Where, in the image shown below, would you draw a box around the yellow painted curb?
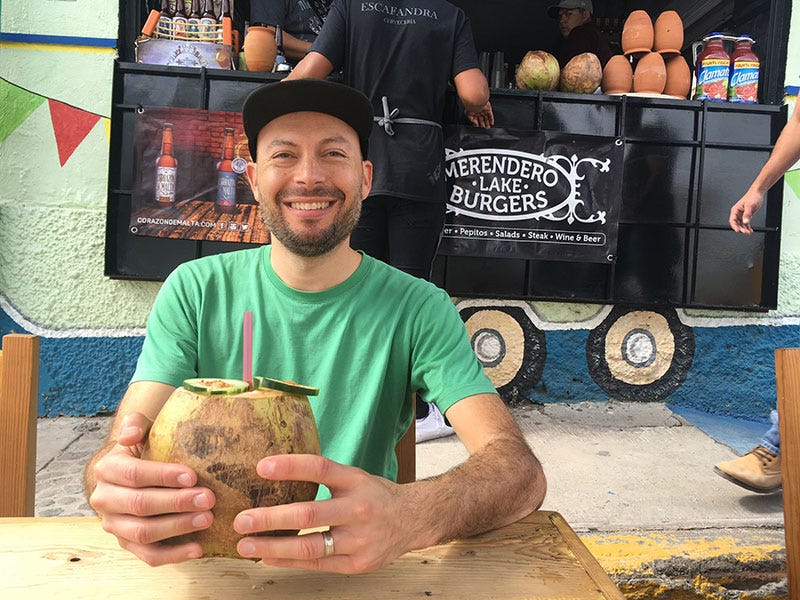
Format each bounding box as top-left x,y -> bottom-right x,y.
580,532 -> 784,575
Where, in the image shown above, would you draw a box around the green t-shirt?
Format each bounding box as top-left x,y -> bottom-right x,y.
132,246 -> 495,485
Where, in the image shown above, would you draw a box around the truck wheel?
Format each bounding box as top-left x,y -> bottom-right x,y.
586,306 -> 694,402
458,305 -> 546,405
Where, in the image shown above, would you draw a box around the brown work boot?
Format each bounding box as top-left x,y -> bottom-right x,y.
714,446 -> 782,493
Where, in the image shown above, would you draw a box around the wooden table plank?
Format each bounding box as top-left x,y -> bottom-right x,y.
0,511 -> 622,599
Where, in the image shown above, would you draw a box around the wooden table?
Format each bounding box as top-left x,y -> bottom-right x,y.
0,511 -> 623,599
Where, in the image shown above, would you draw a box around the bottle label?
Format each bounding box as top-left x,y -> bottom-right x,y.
187,18 -> 201,39
217,170 -> 237,208
157,16 -> 173,39
200,17 -> 217,42
728,60 -> 760,103
156,166 -> 177,203
694,58 -> 730,101
173,16 -> 188,39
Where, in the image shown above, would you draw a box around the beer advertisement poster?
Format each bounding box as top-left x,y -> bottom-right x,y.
129,106 -> 269,244
442,127 -> 623,263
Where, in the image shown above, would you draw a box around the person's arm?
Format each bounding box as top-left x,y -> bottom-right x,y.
284,50 -> 335,80
453,67 -> 494,128
730,105 -> 800,234
84,381 -> 216,566
230,392 -> 545,574
263,25 -> 313,61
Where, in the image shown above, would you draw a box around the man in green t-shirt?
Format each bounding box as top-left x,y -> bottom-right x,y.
84,79 -> 546,573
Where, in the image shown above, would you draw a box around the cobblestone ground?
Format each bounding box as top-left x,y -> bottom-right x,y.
35,416 -> 113,517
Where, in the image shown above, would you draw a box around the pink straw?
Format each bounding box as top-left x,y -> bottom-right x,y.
243,311 -> 253,387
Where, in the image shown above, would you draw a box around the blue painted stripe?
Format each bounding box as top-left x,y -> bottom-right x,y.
0,32 -> 117,48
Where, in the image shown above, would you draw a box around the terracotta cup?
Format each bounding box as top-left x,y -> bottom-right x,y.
602,55 -> 633,94
654,11 -> 684,55
243,25 -> 277,72
663,55 -> 691,98
622,10 -> 654,57
633,51 -> 667,95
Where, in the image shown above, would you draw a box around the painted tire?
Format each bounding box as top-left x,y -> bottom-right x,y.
458,305 -> 546,404
586,306 -> 694,402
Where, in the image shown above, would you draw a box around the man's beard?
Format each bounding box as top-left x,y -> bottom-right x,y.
259,185 -> 362,257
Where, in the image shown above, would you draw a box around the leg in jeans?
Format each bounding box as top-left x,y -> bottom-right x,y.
761,409 -> 780,456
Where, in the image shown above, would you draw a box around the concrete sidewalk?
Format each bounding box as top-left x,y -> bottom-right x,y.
34,401 -> 788,598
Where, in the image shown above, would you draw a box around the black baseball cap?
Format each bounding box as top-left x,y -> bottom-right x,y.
242,79 -> 373,160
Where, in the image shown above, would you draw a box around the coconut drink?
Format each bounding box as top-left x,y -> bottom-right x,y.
141,376 -> 321,558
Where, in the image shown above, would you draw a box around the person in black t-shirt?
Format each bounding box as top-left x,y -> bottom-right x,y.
250,0 -> 332,64
547,0 -> 612,68
286,0 -> 493,443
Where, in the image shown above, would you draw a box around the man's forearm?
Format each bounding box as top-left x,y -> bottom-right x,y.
751,108 -> 800,194
410,435 -> 545,549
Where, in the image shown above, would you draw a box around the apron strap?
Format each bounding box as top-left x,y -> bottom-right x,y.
373,96 -> 442,136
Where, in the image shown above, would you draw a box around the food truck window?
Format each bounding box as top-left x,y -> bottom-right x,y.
106,0 -> 791,311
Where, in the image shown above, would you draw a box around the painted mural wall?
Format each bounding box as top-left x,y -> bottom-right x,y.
1,1 -> 799,421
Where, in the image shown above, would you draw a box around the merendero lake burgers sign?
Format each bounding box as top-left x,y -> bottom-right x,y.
442,128 -> 623,263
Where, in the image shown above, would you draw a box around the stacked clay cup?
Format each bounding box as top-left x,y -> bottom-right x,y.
606,9 -> 689,98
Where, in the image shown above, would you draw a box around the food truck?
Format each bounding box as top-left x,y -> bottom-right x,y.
0,0 -> 798,422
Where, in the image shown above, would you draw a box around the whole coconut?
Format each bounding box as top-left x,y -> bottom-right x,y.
515,50 -> 560,91
141,386 -> 321,558
559,52 -> 603,94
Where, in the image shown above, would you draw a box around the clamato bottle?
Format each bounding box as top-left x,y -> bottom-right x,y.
155,123 -> 178,205
693,33 -> 730,101
216,127 -> 237,213
728,35 -> 759,103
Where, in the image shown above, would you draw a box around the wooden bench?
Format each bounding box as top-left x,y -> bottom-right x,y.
775,348 -> 800,598
0,334 -> 39,517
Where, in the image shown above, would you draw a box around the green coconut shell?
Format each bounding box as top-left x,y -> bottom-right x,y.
141,386 -> 321,558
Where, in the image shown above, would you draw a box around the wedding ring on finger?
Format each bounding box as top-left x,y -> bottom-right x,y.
321,530 -> 335,557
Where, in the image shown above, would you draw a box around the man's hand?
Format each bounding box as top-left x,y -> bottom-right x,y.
729,189 -> 765,235
88,412 -> 216,566
233,454 -> 423,574
465,101 -> 494,128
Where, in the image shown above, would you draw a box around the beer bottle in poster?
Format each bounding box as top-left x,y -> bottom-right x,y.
156,123 -> 178,205
200,0 -> 217,41
220,0 -> 232,20
173,0 -> 189,40
216,127 -> 237,213
188,2 -> 203,39
157,0 -> 174,39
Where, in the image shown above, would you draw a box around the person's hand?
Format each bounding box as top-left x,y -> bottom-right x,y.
465,101 -> 494,128
233,454 -> 423,574
729,189 -> 765,235
88,412 -> 216,566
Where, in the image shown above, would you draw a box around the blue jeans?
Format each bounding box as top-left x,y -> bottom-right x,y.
761,409 -> 780,456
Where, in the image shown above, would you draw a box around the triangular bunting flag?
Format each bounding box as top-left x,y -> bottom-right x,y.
48,99 -> 101,167
0,79 -> 47,144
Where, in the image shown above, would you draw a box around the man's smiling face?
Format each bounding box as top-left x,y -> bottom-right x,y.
246,111 -> 373,257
